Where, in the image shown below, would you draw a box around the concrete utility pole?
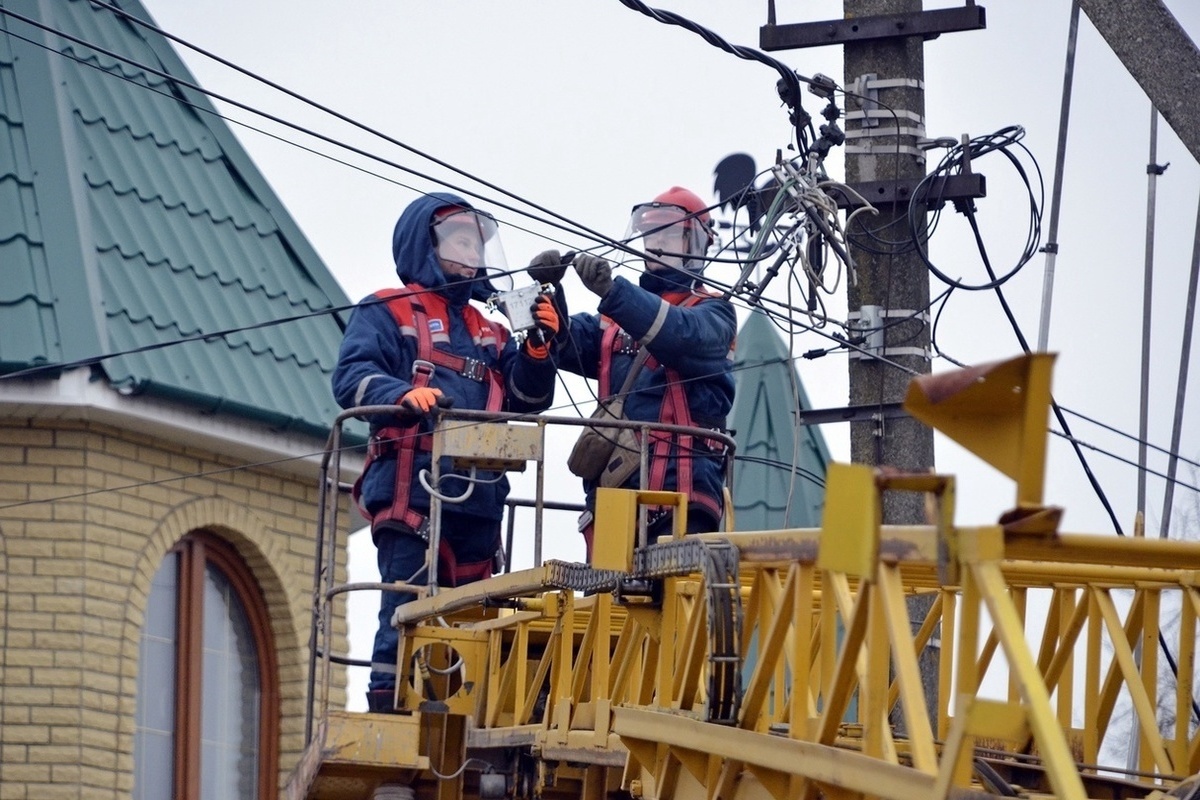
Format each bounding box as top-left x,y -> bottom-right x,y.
840,0 -> 934,514
841,0 -> 938,722
762,0 -> 990,725
764,0 -> 989,500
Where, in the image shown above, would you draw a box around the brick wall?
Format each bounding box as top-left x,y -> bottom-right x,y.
0,418 -> 352,798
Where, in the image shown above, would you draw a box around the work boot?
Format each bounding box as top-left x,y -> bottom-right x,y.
366,688 -> 399,713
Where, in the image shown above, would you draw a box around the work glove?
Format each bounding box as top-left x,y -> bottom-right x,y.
532,294 -> 561,341
574,253 -> 613,298
527,249 -> 569,286
524,294 -> 561,359
397,386 -> 447,415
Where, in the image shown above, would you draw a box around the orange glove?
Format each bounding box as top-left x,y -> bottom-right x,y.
525,295 -> 560,359
397,386 -> 443,414
533,295 -> 560,339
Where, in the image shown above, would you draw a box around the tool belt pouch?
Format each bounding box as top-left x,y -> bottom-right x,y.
568,398 -> 630,482
597,426 -> 640,488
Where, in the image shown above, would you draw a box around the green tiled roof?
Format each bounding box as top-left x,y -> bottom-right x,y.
730,311 -> 831,530
0,0 -> 355,441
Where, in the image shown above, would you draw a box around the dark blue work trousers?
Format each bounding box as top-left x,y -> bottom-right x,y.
369,513 -> 501,691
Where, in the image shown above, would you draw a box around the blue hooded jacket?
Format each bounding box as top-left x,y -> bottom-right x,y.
332,192 -> 557,524
557,265 -> 736,525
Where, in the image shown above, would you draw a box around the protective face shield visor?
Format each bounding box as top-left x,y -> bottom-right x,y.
431,208 -> 512,290
624,202 -> 712,273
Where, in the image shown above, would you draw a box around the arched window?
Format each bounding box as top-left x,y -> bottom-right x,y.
134,532 -> 279,799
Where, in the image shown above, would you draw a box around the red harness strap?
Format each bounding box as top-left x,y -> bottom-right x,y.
600,292 -> 724,520
598,322 -> 618,398
377,286 -> 506,411
437,539 -> 495,586
357,286 -> 506,585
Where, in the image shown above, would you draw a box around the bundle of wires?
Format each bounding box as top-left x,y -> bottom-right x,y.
908,125 -> 1044,292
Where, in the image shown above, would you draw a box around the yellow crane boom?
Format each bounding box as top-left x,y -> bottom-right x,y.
290,355 -> 1200,800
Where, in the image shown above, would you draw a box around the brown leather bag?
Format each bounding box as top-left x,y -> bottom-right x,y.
566,348 -> 648,483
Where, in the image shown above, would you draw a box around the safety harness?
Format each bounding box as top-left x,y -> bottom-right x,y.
355,284 -> 507,585
582,290 -> 731,553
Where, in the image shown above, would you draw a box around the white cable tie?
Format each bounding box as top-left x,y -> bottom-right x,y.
844,123 -> 928,141
882,309 -> 930,323
851,76 -> 924,93
844,144 -> 928,159
845,109 -> 925,125
849,345 -> 931,360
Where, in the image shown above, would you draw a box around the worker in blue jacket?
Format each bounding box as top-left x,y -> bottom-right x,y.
529,186 -> 736,558
333,192 -> 560,712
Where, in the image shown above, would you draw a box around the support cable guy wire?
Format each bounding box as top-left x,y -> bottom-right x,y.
959,196 -> 1200,729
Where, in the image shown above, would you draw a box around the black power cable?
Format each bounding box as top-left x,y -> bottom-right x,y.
81,0 -> 619,253
11,4 -> 1198,544
911,126 -> 1044,292
949,179 -> 1200,729
614,0 -> 817,155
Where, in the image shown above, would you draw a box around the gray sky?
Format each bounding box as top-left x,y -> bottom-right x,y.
139,0 -> 1200,709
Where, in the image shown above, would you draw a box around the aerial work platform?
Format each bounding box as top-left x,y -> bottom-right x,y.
289,355 -> 1200,800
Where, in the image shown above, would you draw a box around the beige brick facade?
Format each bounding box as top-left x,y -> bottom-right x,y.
0,417 -> 352,797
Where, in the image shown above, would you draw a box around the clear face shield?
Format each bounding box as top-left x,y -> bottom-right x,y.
624,202 -> 712,273
431,208 -> 512,291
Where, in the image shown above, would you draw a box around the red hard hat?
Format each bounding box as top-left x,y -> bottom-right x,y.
652,186 -> 711,228
636,187 -> 714,251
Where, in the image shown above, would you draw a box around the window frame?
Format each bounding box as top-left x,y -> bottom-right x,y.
151,532 -> 280,799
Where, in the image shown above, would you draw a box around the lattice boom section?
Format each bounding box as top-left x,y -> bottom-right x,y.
388,525 -> 1200,800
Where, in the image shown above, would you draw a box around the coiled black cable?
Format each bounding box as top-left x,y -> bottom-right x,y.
909,126 -> 1044,291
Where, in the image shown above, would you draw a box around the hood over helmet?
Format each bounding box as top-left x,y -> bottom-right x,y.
391,192 -> 505,305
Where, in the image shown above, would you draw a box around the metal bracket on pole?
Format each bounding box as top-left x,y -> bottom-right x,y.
830,173 -> 987,211
847,307 -> 932,361
760,5 -> 987,51
846,74 -> 925,129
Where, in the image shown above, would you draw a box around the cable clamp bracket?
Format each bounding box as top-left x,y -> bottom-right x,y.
846,74 -> 925,128
846,308 -> 931,323
844,108 -> 925,126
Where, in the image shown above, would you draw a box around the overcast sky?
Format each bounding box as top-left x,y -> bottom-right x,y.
137,0 -> 1200,709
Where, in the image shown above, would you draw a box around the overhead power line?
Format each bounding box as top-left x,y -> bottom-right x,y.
2,2 -> 1194,535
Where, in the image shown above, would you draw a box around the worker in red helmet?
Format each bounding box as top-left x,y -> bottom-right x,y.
625,185 -> 716,278
528,186 -> 736,558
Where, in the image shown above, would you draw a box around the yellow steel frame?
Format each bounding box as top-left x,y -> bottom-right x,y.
614,513 -> 1199,799
301,355 -> 1200,799
378,488 -> 1199,799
